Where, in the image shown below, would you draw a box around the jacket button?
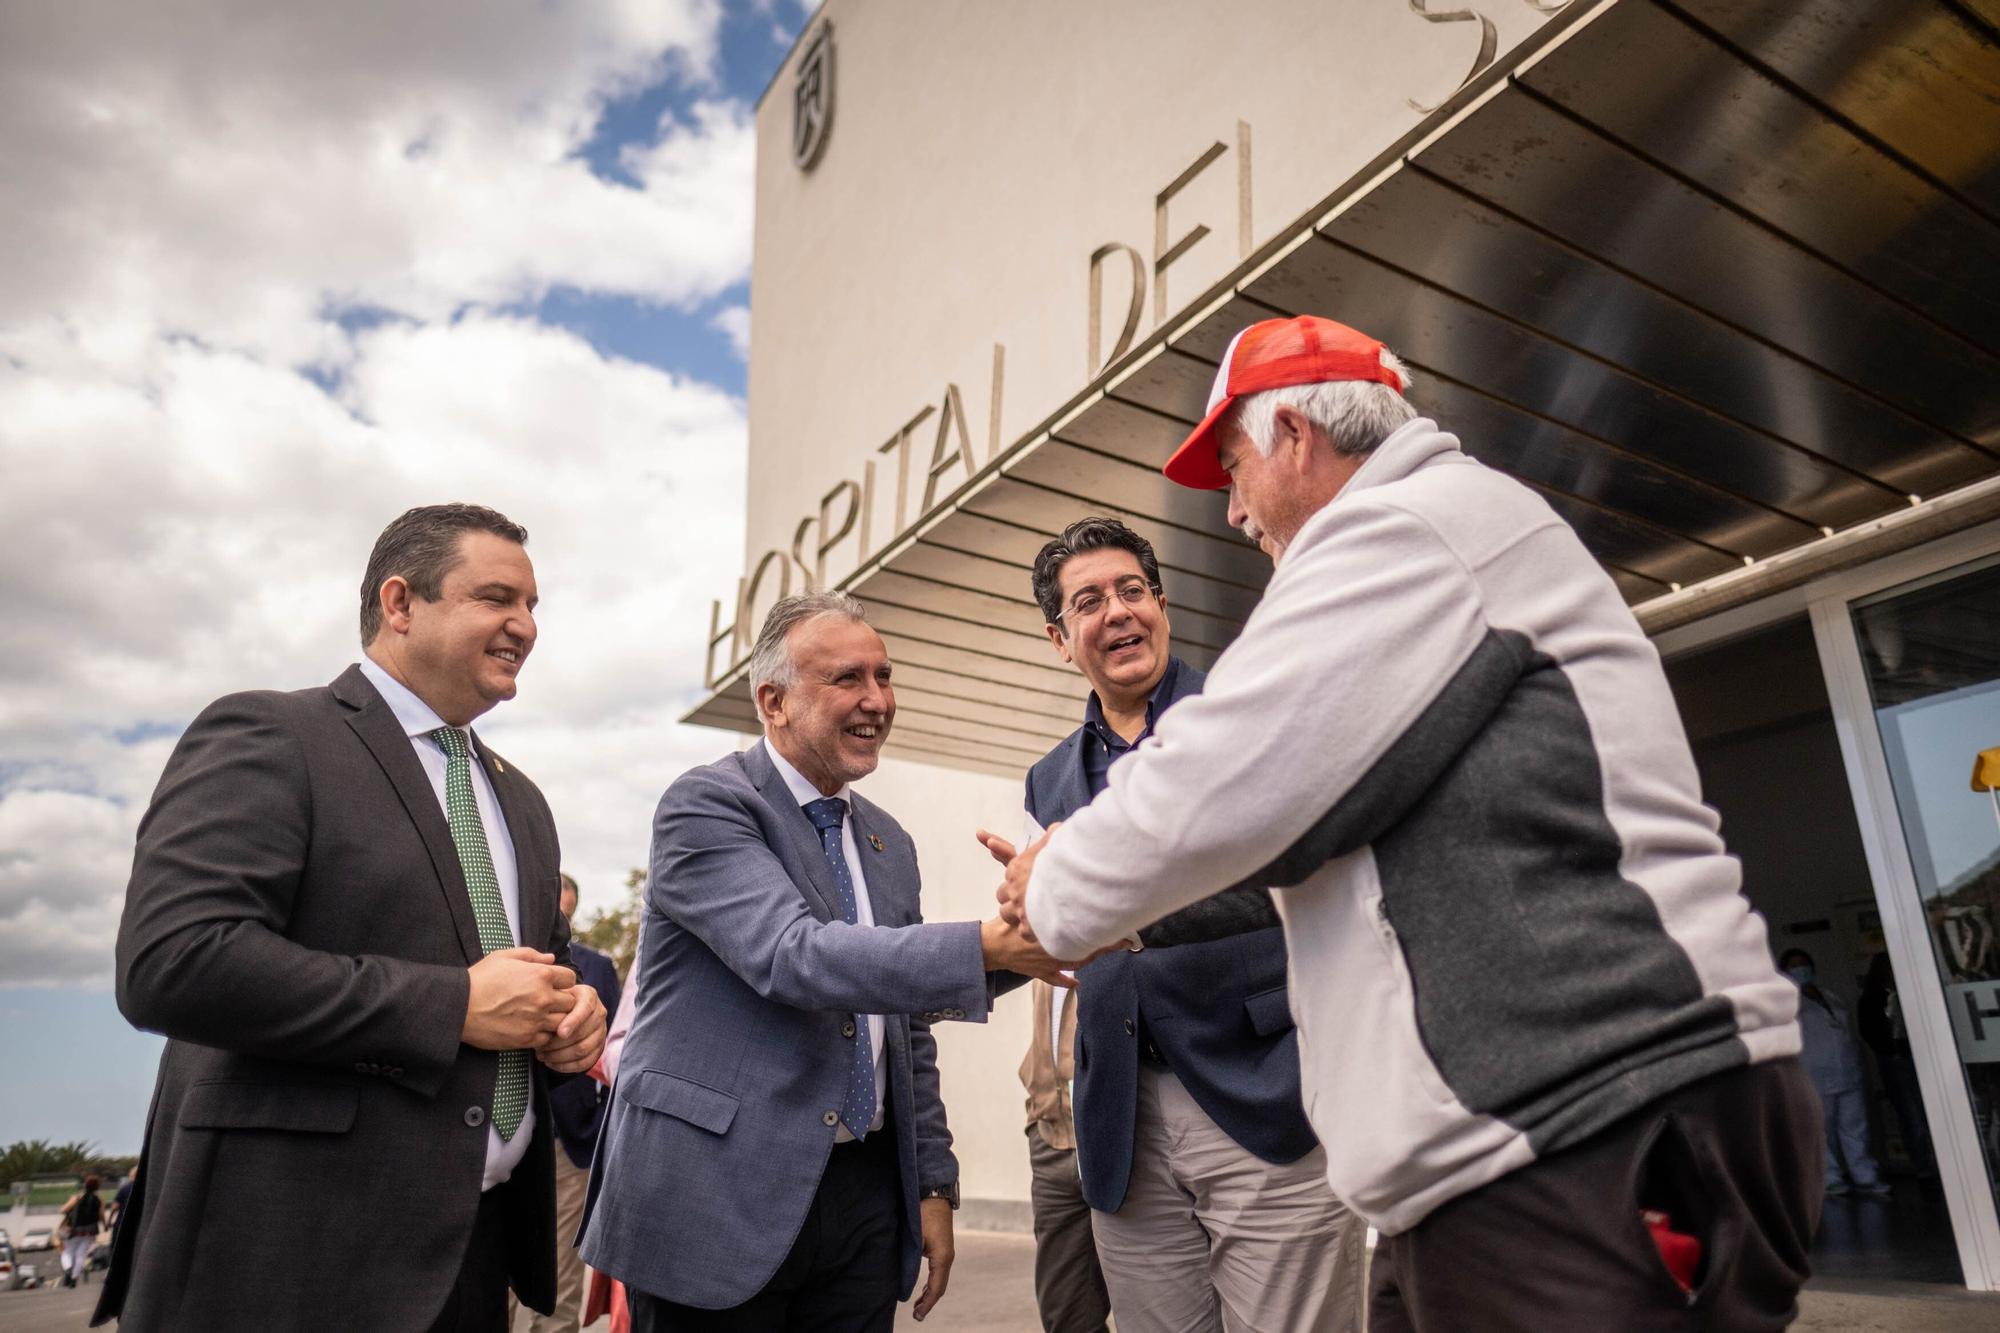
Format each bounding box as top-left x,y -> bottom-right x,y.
465,1106 -> 487,1128
354,1062 -> 369,1074
388,1067 -> 403,1079
1124,1019 -> 1135,1036
842,1021 -> 856,1038
822,1111 -> 839,1127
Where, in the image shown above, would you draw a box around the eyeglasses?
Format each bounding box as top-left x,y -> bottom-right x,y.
1058,580 -> 1160,625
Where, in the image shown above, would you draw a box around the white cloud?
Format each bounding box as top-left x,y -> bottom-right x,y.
0,2 -> 759,986
0,1 -> 750,369
712,304 -> 752,359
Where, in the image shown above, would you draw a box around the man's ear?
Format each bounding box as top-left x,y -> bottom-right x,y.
378,576 -> 415,635
755,681 -> 786,728
1274,405 -> 1315,475
1044,620 -> 1074,665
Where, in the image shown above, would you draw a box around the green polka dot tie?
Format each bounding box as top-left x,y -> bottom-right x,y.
431,726 -> 527,1142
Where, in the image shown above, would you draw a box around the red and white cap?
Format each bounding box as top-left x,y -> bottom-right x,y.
1163,315 -> 1403,490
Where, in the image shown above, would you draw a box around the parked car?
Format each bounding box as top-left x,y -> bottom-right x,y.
19,1229 -> 51,1252
0,1233 -> 19,1290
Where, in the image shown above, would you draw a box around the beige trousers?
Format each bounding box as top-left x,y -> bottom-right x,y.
510,1146 -> 590,1333
1091,1067 -> 1365,1333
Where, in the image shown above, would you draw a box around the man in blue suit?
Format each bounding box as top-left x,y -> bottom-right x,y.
997,518 -> 1365,1332
579,591 -> 1070,1331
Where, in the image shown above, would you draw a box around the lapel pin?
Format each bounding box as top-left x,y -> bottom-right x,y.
868,834 -> 884,853
494,758 -> 505,774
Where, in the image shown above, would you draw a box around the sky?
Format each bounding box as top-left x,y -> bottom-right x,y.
0,0 -> 813,1154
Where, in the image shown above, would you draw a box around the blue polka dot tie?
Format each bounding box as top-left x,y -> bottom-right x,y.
804,797 -> 876,1139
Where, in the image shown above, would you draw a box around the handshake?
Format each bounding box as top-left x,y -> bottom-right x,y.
975,823 -> 1126,987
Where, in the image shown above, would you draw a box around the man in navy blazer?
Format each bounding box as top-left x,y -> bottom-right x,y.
998,518 -> 1365,1332
526,873 -> 621,1333
579,592 -> 1070,1332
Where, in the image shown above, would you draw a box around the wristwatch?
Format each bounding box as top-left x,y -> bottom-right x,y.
919,1181 -> 961,1209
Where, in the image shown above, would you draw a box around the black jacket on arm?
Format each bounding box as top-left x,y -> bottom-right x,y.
96,665 -> 571,1332
548,943 -> 620,1168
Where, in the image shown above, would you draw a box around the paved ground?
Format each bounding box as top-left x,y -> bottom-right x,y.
887,1231 -> 2000,1333
6,1230 -> 1995,1330
0,1261 -> 99,1333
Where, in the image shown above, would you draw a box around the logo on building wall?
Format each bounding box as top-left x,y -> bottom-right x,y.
792,21 -> 835,171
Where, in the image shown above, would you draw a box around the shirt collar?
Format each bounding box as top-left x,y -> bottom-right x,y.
762,737 -> 849,808
358,655 -> 476,756
1083,655 -> 1181,743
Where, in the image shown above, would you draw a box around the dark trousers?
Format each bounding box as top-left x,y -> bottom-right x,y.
426,1188 -> 510,1333
1369,1058 -> 1823,1333
1027,1124 -> 1110,1333
631,1130 -> 903,1333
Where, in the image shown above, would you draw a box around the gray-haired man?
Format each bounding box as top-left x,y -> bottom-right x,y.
1001,316 -> 1822,1331
581,592 -> 1077,1332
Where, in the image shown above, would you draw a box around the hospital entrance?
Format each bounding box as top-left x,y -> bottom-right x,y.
1662,554 -> 2000,1286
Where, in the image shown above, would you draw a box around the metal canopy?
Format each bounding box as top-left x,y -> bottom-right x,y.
690,0 -> 2000,777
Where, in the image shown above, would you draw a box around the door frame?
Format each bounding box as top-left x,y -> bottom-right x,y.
1652,517 -> 2000,1290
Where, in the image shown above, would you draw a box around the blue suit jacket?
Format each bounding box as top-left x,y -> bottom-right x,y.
1025,662 -> 1318,1213
578,742 -> 1013,1309
549,943 -> 620,1169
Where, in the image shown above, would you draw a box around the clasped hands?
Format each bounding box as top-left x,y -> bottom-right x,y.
976,823 -> 1127,985
461,948 -> 608,1074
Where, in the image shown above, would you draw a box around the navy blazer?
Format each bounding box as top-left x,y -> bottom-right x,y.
549,942 -> 621,1168
1025,660 -> 1318,1213
579,742 -> 1019,1310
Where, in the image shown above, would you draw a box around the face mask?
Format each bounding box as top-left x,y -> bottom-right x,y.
1785,964 -> 1814,987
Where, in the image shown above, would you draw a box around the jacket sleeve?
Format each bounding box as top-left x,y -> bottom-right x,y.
649,774 -> 992,1020
1027,499 -> 1520,960
900,860 -> 959,1194
115,693 -> 468,1095
1030,732 -> 1279,951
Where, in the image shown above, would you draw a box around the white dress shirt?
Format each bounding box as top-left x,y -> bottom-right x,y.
764,738 -> 887,1137
359,655 -> 533,1189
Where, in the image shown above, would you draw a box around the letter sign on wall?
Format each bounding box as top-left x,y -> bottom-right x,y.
793,22 -> 835,171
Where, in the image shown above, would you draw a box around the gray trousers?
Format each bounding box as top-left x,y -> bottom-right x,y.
1029,1124 -> 1111,1333
1092,1067 -> 1365,1333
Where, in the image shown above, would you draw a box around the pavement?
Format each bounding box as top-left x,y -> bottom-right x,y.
4,1229 -> 1995,1330
885,1230 -> 2000,1333
0,1258 -> 101,1333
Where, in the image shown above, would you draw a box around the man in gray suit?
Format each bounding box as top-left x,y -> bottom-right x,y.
99,503 -> 607,1332
580,591 -> 1078,1332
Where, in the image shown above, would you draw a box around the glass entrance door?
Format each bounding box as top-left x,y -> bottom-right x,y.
1849,559 -> 2000,1222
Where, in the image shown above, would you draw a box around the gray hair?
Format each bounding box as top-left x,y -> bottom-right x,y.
748,590 -> 870,701
1231,347 -> 1417,459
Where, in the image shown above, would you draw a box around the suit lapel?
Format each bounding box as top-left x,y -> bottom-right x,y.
334,666 -> 484,965
742,743 -> 842,922
475,735 -> 553,953
846,800 -> 909,927
1059,732 -> 1093,824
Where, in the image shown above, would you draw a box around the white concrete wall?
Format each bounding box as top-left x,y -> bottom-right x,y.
737,0 -> 1568,596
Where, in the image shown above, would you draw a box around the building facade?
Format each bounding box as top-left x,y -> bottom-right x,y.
689,0 -> 2000,1289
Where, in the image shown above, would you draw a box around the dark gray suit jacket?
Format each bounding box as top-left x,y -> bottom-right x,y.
96,665 -> 572,1331
578,742 -> 1018,1309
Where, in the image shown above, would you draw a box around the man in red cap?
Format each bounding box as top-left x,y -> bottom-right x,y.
997,316 -> 1824,1330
